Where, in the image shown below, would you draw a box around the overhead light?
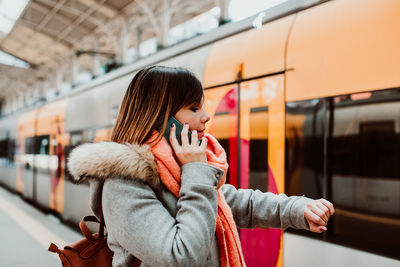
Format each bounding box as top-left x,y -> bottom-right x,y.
0,0 -> 29,37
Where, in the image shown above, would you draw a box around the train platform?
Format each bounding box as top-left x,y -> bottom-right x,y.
0,186 -> 83,267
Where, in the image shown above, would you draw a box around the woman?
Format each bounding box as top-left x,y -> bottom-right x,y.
68,66 -> 334,267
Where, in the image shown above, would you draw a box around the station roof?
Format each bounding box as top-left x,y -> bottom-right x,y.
0,0 -> 216,100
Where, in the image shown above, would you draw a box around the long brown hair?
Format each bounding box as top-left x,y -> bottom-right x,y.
111,66 -> 204,145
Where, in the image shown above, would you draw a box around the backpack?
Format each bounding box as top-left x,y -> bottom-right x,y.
48,184 -> 141,267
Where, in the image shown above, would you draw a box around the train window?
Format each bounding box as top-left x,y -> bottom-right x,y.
328,89 -> 400,259
286,89 -> 400,259
24,135 -> 50,155
285,99 -> 325,199
0,139 -> 8,161
285,99 -> 326,239
0,140 -> 6,156
249,106 -> 268,192
35,135 -> 50,155
8,139 -> 15,163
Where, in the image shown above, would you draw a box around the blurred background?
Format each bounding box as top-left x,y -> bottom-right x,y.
0,0 -> 286,103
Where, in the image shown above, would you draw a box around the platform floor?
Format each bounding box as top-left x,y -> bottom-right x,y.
0,186 -> 83,267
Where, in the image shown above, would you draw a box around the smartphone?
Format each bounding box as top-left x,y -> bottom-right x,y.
164,116 -> 200,145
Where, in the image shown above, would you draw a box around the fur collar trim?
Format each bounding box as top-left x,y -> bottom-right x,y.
67,142 -> 159,186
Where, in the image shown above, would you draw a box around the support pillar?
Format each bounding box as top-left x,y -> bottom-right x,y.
54,69 -> 63,96
12,96 -> 18,112
136,0 -> 171,49
158,0 -> 171,48
22,92 -> 28,107
31,86 -> 39,104
217,0 -> 231,25
18,94 -> 24,109
3,98 -> 9,115
93,54 -> 100,77
71,55 -> 79,86
27,87 -> 35,106
92,43 -> 101,78
119,21 -> 130,65
136,27 -> 142,60
34,84 -> 46,103
41,81 -> 49,101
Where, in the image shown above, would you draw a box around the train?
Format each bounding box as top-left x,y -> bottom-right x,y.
0,0 -> 399,266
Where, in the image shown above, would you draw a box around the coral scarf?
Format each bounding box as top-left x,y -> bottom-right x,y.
148,131 -> 245,267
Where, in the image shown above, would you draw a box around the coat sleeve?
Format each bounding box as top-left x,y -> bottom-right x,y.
102,162 -> 223,267
221,184 -> 313,230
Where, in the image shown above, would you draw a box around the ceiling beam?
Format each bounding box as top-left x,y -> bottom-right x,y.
35,0 -> 104,26
75,0 -> 118,18
1,24 -> 72,66
56,0 -> 106,42
30,1 -> 92,33
17,20 -> 75,46
0,0 -> 219,107
136,0 -> 161,38
36,0 -> 68,32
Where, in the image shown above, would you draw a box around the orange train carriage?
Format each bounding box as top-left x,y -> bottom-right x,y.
0,0 -> 399,266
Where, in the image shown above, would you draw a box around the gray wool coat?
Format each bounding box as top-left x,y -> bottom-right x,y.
68,141 -> 313,267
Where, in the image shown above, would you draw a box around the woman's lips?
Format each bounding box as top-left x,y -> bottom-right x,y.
197,130 -> 205,138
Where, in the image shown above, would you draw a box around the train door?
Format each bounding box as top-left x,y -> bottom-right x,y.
204,84 -> 239,187
239,75 -> 285,267
16,109 -> 39,199
36,99 -> 68,214
15,99 -> 68,212
204,74 -> 285,267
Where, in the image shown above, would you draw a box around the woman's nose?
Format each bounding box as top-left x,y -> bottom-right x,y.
202,110 -> 210,123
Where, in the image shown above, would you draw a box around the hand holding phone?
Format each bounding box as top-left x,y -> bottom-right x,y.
167,118 -> 208,165
164,116 -> 200,146
164,116 -> 189,145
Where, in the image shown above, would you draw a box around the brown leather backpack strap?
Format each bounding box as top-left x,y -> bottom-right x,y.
132,257 -> 142,267
99,204 -> 105,239
98,181 -> 105,239
80,217 -> 95,242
